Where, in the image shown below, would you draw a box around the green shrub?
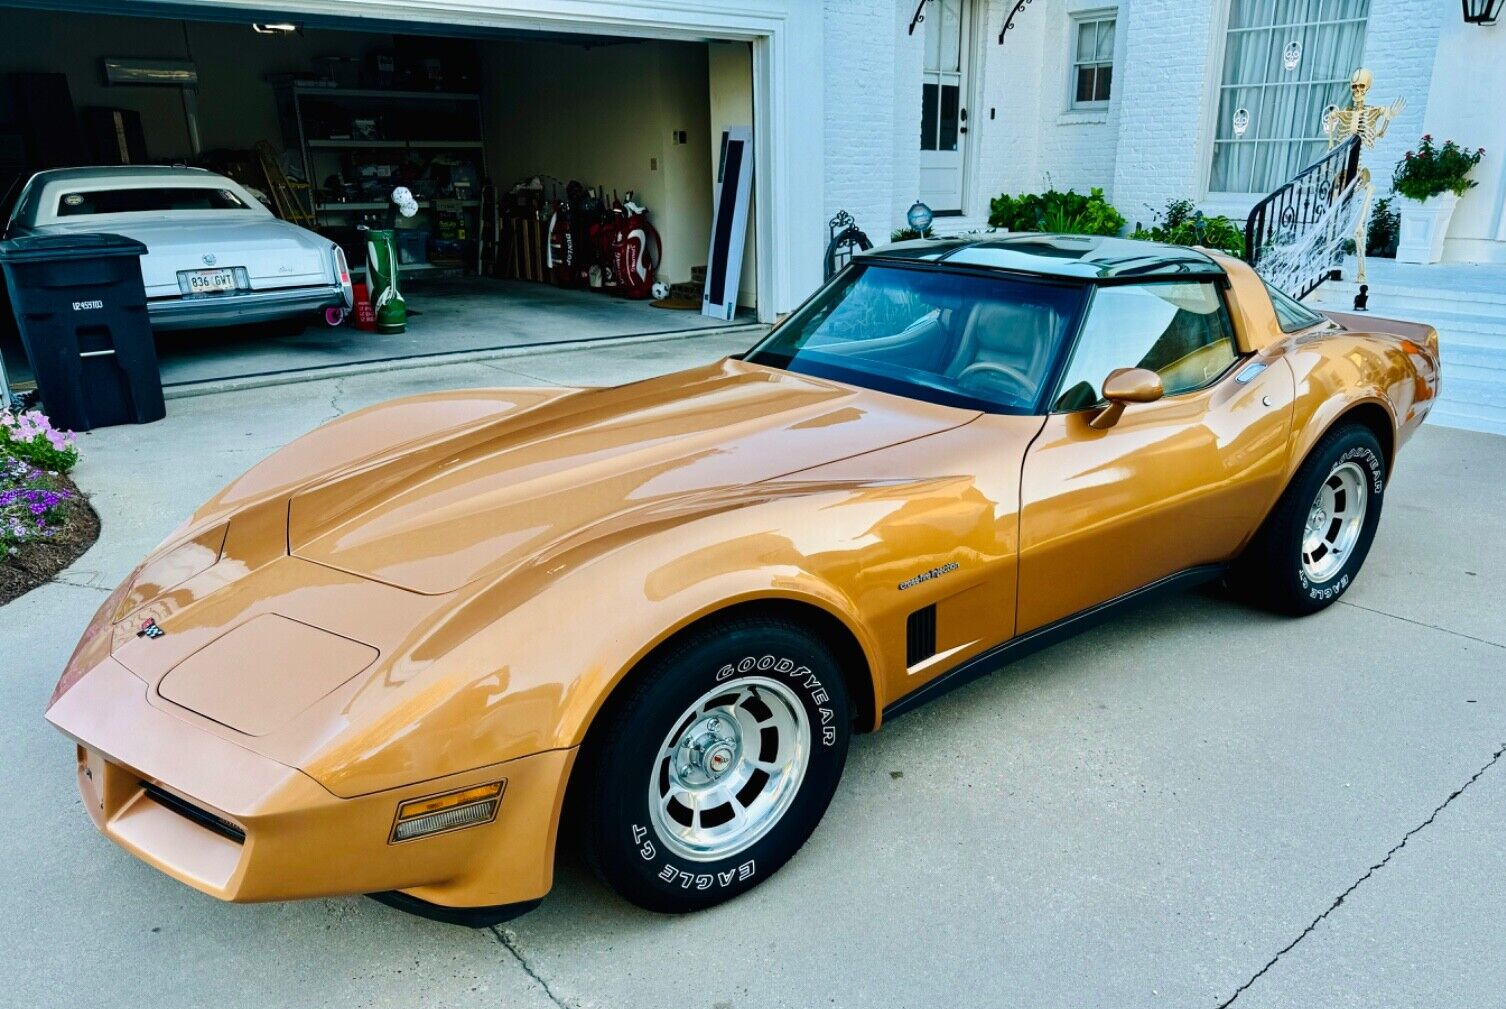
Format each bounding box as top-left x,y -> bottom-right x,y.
986,186 -> 1125,236
1392,135 -> 1484,201
1367,197 -> 1399,258
889,226 -> 932,242
1130,198 -> 1246,258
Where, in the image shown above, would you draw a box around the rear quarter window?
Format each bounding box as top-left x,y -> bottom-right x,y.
1264,279 -> 1327,333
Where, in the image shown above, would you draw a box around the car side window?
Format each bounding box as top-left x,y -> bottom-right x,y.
1052,281 -> 1237,412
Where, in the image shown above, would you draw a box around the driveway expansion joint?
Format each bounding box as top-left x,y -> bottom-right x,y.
489,925 -> 572,1009
1214,738 -> 1506,1008
1337,599 -> 1505,650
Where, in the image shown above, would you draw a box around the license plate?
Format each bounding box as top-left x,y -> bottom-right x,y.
181,268 -> 239,295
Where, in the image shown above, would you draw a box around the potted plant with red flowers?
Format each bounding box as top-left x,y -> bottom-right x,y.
1392,135 -> 1485,263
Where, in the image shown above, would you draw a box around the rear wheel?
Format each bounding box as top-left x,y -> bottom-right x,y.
578,617 -> 851,913
1231,423 -> 1386,615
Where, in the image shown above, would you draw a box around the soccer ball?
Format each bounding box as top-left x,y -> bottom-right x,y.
652,281 -> 669,300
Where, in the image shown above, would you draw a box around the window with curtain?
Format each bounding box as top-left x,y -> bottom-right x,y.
1070,13 -> 1116,109
1208,0 -> 1369,194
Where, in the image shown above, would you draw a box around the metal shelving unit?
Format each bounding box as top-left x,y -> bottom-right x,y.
312,198 -> 481,212
277,83 -> 487,271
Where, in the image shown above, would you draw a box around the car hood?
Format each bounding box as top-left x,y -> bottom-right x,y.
37,214 -> 329,294
288,358 -> 977,594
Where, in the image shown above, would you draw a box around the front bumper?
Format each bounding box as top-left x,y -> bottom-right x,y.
148,284 -> 347,331
47,657 -> 575,911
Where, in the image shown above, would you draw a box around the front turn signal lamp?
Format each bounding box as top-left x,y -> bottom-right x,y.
389,781 -> 505,843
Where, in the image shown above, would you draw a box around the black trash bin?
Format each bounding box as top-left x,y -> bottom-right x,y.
0,232 -> 164,431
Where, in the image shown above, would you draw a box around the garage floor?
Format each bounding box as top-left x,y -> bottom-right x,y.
151,276 -> 755,388
5,333 -> 1504,1008
0,277 -> 755,395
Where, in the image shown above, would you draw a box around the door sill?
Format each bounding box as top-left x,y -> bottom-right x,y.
882,565 -> 1227,721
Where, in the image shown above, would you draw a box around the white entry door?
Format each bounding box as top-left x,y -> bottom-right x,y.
918,0 -> 971,213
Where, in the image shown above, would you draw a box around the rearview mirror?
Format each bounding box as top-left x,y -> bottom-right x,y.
1089,367 -> 1164,430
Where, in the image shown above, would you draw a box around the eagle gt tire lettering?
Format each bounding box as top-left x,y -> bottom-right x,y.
579,617 -> 852,913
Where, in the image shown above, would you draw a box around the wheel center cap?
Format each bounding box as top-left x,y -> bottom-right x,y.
705,744 -> 735,776
677,716 -> 739,783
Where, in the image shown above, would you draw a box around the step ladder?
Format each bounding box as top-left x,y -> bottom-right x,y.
255,140 -> 315,228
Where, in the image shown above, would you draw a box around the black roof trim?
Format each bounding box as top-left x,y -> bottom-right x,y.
858,233 -> 1226,281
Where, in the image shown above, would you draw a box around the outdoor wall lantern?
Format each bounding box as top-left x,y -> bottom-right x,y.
1461,0 -> 1503,25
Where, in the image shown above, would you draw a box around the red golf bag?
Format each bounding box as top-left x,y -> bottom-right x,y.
607,199 -> 661,300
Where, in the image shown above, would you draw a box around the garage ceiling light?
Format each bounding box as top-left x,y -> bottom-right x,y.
251,22 -> 301,35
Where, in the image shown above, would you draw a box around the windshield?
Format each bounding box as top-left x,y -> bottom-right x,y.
746,263 -> 1086,413
56,186 -> 253,217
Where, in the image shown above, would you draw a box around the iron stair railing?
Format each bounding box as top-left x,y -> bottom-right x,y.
1243,136 -> 1362,300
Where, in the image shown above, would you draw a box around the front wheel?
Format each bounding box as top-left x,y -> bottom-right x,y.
578,617 -> 851,913
1231,423 -> 1386,615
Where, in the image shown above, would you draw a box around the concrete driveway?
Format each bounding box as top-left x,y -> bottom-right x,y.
3,333 -> 1502,1009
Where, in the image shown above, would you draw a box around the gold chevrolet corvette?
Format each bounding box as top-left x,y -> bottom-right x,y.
48,235 -> 1439,925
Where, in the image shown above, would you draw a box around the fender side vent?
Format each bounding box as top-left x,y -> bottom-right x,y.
906,604 -> 937,667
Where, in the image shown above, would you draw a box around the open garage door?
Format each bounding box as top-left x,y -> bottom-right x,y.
0,0 -> 767,391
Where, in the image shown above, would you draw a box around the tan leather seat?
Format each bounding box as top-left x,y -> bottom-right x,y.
946,298 -> 1057,390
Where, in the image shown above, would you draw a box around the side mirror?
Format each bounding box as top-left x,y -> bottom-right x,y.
1089,367 -> 1164,430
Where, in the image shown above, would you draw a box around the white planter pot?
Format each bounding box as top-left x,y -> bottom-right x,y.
1395,193 -> 1460,264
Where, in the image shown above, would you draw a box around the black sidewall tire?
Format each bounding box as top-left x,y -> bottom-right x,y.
1246,425 -> 1386,615
583,620 -> 852,913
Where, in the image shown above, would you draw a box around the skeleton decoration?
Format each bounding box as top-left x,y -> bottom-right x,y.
1232,107 -> 1250,138
1321,68 -> 1404,286
1253,69 -> 1403,299
1283,40 -> 1302,71
1323,68 -> 1404,151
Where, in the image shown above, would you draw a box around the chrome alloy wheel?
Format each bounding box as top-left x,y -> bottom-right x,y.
648,676 -> 810,862
1302,460 -> 1368,583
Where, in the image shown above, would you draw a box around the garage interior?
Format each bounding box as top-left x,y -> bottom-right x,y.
0,5 -> 759,390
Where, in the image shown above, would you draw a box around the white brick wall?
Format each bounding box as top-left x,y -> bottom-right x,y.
970,2 -> 1048,210
823,0 -> 910,242
1110,0 -> 1221,226
1027,1 -> 1125,197
819,0 -> 1449,243
1360,0 -> 1447,202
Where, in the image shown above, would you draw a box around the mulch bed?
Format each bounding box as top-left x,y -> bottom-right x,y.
0,474 -> 100,607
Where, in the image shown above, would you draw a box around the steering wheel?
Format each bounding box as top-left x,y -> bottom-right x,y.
956,361 -> 1036,403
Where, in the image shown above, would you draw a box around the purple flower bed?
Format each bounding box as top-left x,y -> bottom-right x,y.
0,455 -> 73,554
